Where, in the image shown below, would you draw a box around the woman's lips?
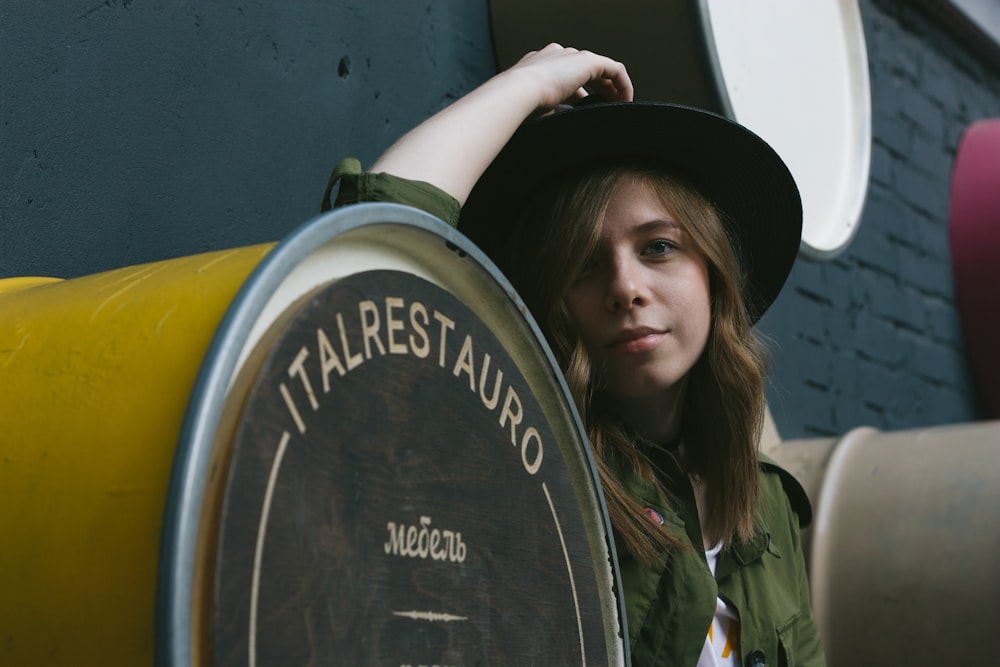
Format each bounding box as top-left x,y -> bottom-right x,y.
607,327 -> 666,353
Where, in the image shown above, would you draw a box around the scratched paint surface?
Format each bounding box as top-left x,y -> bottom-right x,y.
0,243 -> 272,666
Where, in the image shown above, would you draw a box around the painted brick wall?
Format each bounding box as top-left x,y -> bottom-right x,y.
761,0 -> 1000,437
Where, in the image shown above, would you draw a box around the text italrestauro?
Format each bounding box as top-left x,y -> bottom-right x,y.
276,294 -> 544,475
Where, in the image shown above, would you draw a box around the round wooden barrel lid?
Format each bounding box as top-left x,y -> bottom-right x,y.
157,204 -> 627,666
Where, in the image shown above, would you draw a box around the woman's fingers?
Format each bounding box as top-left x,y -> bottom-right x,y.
577,48 -> 633,101
587,60 -> 633,102
508,44 -> 633,108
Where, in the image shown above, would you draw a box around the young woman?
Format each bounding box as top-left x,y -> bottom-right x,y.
323,44 -> 825,667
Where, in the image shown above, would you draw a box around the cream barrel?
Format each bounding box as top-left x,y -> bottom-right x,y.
769,422 -> 1000,666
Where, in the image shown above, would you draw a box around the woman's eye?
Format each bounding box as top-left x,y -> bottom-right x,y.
572,256 -> 598,282
643,240 -> 676,256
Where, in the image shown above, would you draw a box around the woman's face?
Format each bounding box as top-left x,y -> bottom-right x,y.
563,177 -> 712,405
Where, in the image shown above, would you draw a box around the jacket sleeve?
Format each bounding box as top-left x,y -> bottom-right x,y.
320,157 -> 461,228
753,458 -> 826,666
759,453 -> 812,528
770,466 -> 826,667
783,494 -> 826,667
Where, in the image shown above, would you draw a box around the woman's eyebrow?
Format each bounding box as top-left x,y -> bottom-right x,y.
634,218 -> 681,234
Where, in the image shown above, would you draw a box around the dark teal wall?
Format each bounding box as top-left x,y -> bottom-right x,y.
0,1 -> 495,278
3,1 -> 998,437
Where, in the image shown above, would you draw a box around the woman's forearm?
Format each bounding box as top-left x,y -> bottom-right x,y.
370,44 -> 632,205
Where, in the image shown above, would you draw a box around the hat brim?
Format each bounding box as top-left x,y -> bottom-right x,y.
460,102 -> 802,322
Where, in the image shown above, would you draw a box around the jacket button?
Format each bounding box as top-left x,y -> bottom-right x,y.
748,649 -> 767,666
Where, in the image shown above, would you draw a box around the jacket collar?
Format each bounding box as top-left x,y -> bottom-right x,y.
715,511 -> 777,581
613,441 -> 780,580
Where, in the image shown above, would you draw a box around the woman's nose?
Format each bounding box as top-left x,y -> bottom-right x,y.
605,257 -> 644,311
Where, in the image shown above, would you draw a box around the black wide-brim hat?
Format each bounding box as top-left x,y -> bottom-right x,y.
459,101 -> 802,322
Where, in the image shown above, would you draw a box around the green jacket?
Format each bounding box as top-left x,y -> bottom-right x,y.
615,447 -> 825,667
326,161 -> 825,666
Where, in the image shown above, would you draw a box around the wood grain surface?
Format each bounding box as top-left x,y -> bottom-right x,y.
212,270 -> 613,666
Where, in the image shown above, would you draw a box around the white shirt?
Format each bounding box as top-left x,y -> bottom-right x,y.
696,542 -> 742,666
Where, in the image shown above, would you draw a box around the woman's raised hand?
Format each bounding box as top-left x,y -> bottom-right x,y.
503,43 -> 633,111
370,44 -> 631,205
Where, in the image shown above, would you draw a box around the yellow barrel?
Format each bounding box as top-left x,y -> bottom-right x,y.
1,203 -> 629,667
0,244 -> 273,666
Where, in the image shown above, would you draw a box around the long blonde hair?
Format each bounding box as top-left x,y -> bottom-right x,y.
490,161 -> 768,566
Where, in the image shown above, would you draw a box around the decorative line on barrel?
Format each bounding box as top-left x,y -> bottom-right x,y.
542,481 -> 586,666
248,430 -> 292,667
391,611 -> 469,622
